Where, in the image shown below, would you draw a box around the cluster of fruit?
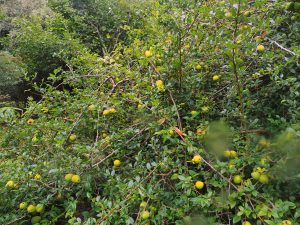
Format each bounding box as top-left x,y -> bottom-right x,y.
19,202 -> 44,224
102,108 -> 117,116
64,173 -> 81,183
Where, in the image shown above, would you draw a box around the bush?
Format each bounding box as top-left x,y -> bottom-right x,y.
0,0 -> 299,224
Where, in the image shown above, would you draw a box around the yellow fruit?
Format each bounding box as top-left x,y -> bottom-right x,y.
36,204 -> 44,213
259,174 -> 269,184
34,174 -> 41,180
228,163 -> 235,169
242,221 -> 251,225
27,204 -> 36,213
19,202 -> 27,209
141,210 -> 150,219
233,175 -> 242,184
145,50 -> 153,57
224,150 -> 231,158
69,134 -> 77,142
140,201 -> 147,208
5,180 -> 15,189
109,108 -> 117,113
155,80 -> 165,92
251,171 -> 260,180
196,65 -> 202,70
31,216 -> 41,224
27,118 -> 34,125
212,75 -> 220,81
114,159 -> 121,167
257,44 -> 265,52
103,109 -> 110,116
230,150 -> 237,158
65,173 -> 73,182
281,220 -> 292,225
202,106 -> 209,112
32,136 -> 38,143
192,155 -> 202,164
138,104 -> 143,109
71,174 -> 80,183
191,111 -> 198,116
88,104 -> 96,111
195,181 -> 205,189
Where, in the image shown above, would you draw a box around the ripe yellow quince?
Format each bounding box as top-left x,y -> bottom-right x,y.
114,159 -> 121,167
141,210 -> 150,219
257,44 -> 265,52
6,180 -> 15,189
19,202 -> 27,209
195,181 -> 205,189
259,174 -> 269,184
242,221 -> 251,225
71,174 -> 80,183
27,204 -> 36,213
65,173 -> 73,182
192,155 -> 202,164
140,201 -> 147,208
145,50 -> 153,57
69,134 -> 77,142
34,174 -> 41,180
233,175 -> 242,184
281,220 -> 292,225
213,75 -> 220,81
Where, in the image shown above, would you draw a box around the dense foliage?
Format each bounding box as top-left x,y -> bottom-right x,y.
0,0 -> 299,225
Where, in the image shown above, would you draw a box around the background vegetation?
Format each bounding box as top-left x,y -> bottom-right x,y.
0,0 -> 299,224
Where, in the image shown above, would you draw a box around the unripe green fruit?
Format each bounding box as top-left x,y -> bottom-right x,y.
31,216 -> 41,224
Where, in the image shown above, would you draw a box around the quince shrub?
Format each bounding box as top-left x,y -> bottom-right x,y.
0,0 -> 299,224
